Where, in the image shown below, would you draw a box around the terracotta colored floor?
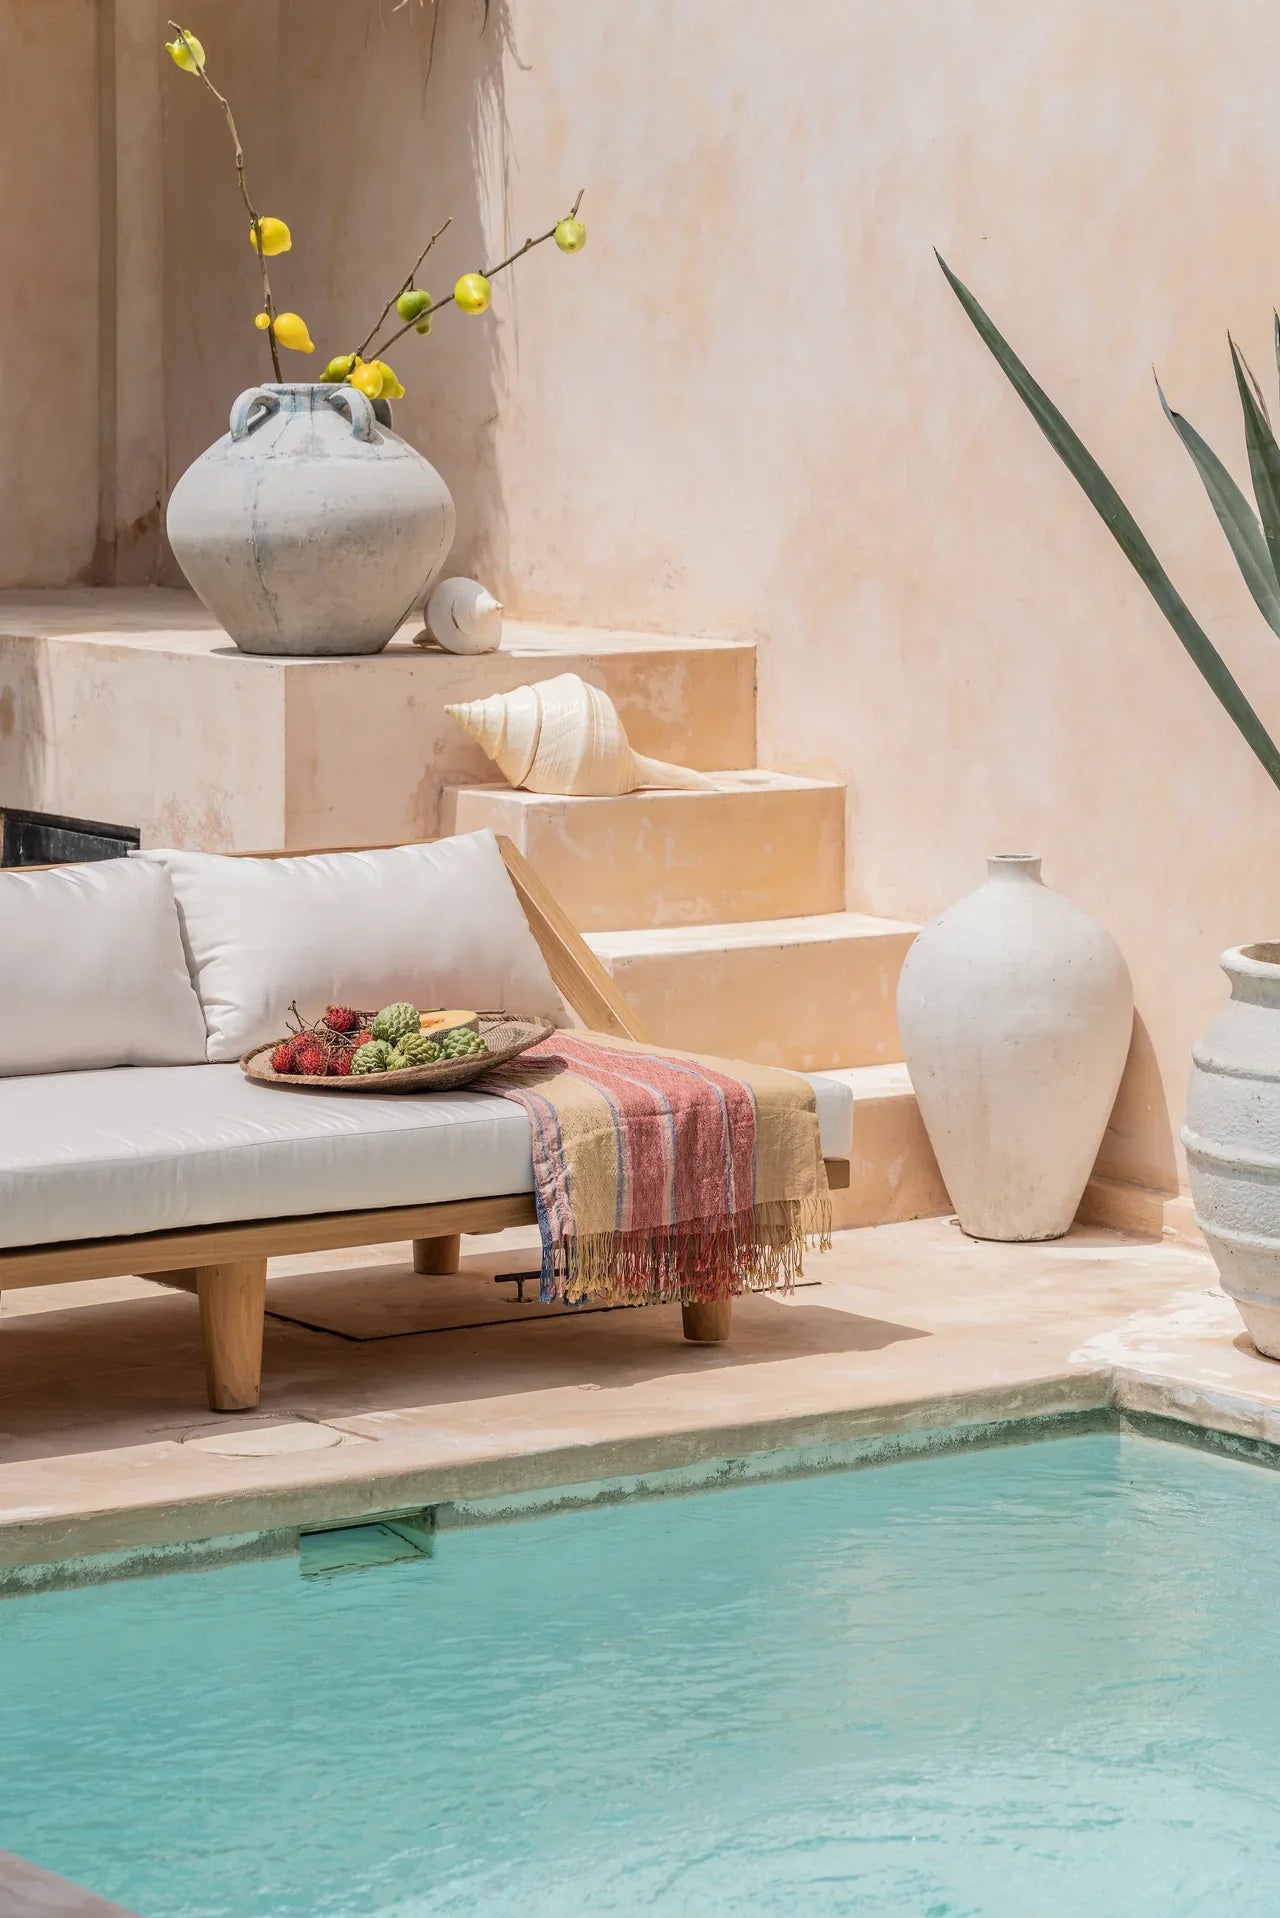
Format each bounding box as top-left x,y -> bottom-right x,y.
1,1217 -> 1275,1574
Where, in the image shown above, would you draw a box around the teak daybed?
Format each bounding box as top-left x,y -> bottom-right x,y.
0,832 -> 852,1413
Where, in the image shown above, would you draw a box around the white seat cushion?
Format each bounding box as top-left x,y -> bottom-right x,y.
0,1067 -> 853,1251
805,1070 -> 853,1160
136,830 -> 565,1063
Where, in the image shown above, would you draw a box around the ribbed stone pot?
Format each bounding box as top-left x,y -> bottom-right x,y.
897,854 -> 1133,1241
1184,944 -> 1280,1358
166,383 -> 455,656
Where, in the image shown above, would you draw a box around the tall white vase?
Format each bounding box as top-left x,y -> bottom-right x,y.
897,855 -> 1133,1241
167,383 -> 455,656
1184,944 -> 1280,1358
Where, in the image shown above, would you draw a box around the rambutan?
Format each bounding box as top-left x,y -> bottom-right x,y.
271,1040 -> 299,1074
295,1040 -> 329,1076
328,1049 -> 354,1076
324,1005 -> 360,1033
354,1028 -> 373,1047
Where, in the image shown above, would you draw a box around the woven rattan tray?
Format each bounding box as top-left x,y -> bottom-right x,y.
241,1013 -> 554,1094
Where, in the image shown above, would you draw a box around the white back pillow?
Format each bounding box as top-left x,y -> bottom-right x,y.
138,830 -> 565,1063
0,858 -> 209,1076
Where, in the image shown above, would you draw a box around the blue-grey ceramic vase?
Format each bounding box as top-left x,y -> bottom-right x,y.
166,383 -> 455,656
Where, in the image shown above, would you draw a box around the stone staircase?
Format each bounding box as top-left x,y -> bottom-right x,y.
445,620 -> 951,1232
1,591 -> 1164,1239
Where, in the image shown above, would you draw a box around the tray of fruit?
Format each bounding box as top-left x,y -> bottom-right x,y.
241,1003 -> 555,1093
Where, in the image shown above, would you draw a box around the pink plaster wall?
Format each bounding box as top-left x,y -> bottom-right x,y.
357,0 -> 1280,1195
0,0 -> 101,586
29,0 -> 1280,1190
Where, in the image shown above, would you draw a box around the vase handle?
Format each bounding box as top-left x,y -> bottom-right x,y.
322,386 -> 377,442
229,387 -> 281,441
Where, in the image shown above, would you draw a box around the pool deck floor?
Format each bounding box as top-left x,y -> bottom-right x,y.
3,1215 -> 1279,1573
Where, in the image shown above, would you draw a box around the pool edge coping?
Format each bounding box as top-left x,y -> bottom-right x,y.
0,1368 -> 1111,1583
10,1355 -> 1280,1594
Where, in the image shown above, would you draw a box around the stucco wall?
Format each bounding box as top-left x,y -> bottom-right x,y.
21,0 -> 1280,1191
0,0 -> 101,586
308,0 -> 1276,1196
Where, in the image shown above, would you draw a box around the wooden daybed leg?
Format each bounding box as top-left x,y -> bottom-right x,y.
196,1259 -> 268,1411
682,1299 -> 734,1344
413,1234 -> 461,1275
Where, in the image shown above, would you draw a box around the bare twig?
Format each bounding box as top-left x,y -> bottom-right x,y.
355,217 -> 452,360
367,189 -> 585,359
169,22 -> 283,380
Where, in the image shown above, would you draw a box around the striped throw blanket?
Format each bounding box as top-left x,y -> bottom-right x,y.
486,1031 -> 831,1307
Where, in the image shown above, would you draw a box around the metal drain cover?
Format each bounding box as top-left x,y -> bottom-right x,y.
299,1514 -> 434,1576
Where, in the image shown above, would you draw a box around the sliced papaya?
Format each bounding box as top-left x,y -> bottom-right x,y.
418,1008 -> 480,1042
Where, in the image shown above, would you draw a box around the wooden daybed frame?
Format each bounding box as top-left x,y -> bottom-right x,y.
0,838 -> 850,1411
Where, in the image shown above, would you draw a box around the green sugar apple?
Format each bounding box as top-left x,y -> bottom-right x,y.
352,1039 -> 393,1075
371,1001 -> 420,1045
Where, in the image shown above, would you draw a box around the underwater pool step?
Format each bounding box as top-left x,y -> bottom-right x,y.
0,1848 -> 140,1915
586,911 -> 916,1069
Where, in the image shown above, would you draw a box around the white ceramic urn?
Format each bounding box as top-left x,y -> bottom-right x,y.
166,383 -> 455,656
897,855 -> 1133,1241
1184,944 -> 1280,1357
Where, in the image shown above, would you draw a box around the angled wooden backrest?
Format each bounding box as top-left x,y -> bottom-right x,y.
493,836 -> 651,1043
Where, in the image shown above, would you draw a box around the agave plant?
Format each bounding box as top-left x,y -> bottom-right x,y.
937,253 -> 1280,794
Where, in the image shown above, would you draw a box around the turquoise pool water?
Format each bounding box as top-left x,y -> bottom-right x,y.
2,1432 -> 1278,1916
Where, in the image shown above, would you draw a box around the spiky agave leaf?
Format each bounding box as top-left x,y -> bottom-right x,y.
1156,374 -> 1280,637
1237,344 -> 1271,425
1230,338 -> 1280,599
936,251 -> 1280,795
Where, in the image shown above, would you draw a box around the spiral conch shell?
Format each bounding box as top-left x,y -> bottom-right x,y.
445,673 -> 715,797
415,576 -> 503,654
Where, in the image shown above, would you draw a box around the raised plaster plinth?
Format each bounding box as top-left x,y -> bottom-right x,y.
0,590 -> 756,852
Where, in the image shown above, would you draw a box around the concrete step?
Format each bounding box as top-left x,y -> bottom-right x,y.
447,771 -> 845,932
0,592 -> 757,849
486,620 -> 757,773
815,1079 -> 1187,1243
811,1065 -> 951,1231
587,912 -> 916,1070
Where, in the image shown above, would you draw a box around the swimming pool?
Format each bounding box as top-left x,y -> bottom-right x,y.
2,1431 -> 1277,1916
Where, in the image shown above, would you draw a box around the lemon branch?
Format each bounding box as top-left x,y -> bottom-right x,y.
355,217 -> 453,360
368,188 -> 586,358
169,21 -> 283,381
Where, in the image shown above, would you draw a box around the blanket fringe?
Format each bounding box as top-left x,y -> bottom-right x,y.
544,1192 -> 832,1308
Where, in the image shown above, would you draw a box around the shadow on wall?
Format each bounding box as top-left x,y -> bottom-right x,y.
0,643 -> 48,835
161,0 -> 515,591
1096,1010 -> 1178,1197
399,0 -> 518,591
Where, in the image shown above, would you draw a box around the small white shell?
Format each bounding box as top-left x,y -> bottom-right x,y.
418,576 -> 503,654
445,672 -> 714,796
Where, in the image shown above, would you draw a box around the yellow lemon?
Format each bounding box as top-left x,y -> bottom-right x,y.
554,218 -> 587,254
253,311 -> 271,331
320,353 -> 356,383
349,358 -> 384,400
164,30 -> 205,72
454,272 -> 491,315
372,360 -> 405,400
396,288 -> 432,324
251,217 -> 292,258
271,312 -> 314,353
